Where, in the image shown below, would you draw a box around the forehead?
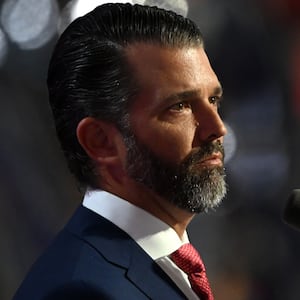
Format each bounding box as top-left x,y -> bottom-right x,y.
125,43 -> 219,101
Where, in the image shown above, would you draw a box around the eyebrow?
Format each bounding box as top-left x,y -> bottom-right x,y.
164,85 -> 223,103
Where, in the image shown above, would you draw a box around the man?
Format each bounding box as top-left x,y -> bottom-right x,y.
13,3 -> 227,300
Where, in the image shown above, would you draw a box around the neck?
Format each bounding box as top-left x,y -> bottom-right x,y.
102,177 -> 195,239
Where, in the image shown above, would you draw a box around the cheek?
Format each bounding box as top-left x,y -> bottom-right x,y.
144,122 -> 197,164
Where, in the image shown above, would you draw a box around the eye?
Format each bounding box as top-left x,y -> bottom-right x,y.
169,101 -> 192,112
209,96 -> 222,107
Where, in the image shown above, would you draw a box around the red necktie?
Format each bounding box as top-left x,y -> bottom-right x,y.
170,243 -> 214,300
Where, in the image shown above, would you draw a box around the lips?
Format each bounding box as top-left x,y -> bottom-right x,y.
199,152 -> 223,167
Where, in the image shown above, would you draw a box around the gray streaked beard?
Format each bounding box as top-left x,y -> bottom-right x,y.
124,132 -> 227,213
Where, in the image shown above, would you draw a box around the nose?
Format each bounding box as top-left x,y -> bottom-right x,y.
193,104 -> 227,144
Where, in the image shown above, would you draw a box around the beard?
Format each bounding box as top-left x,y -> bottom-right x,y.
123,133 -> 227,213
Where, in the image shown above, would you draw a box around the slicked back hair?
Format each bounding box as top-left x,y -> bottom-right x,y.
47,3 -> 203,190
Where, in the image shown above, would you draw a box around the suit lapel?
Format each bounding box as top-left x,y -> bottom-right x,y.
126,242 -> 187,299
67,206 -> 187,299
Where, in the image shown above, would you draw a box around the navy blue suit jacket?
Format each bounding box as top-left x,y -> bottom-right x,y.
13,206 -> 188,299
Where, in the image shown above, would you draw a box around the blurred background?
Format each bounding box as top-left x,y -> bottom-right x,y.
0,0 -> 299,299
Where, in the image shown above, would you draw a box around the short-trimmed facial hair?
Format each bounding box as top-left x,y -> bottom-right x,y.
124,133 -> 227,213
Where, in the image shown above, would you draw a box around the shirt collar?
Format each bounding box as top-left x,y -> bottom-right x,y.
83,190 -> 189,260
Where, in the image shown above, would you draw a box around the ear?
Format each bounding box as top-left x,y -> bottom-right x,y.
76,117 -> 124,167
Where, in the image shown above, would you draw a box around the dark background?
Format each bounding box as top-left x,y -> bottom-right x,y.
0,0 -> 300,299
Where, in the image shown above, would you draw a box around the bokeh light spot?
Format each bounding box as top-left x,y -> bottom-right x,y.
223,122 -> 237,164
143,0 -> 189,16
70,0 -> 134,22
0,28 -> 8,66
0,0 -> 59,50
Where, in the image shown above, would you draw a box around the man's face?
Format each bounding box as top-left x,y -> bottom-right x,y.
124,44 -> 227,213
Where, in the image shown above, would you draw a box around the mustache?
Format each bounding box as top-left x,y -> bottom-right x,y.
181,140 -> 225,167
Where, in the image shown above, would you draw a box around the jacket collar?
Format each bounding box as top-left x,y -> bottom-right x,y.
66,205 -> 187,299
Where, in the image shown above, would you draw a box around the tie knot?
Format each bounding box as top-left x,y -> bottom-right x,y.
170,243 -> 205,275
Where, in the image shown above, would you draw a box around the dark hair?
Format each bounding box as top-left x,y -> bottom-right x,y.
47,3 -> 203,190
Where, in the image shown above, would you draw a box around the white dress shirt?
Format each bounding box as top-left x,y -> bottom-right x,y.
83,190 -> 199,300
